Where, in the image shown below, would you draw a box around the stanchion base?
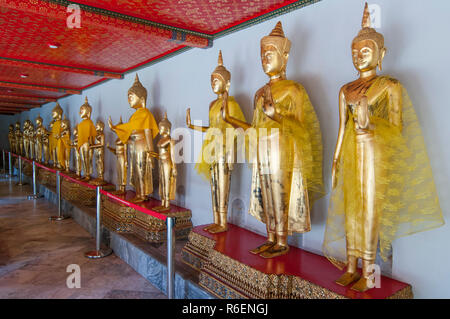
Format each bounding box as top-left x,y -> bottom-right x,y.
27,194 -> 44,200
84,248 -> 113,259
16,182 -> 28,186
49,215 -> 70,221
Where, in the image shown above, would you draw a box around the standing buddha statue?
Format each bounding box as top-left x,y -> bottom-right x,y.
8,124 -> 15,153
76,97 -> 97,181
149,113 -> 177,211
223,21 -> 324,258
323,3 -> 444,292
34,115 -> 46,163
90,120 -> 106,185
23,120 -> 30,158
28,121 -> 35,160
58,115 -> 71,172
186,51 -> 246,233
107,117 -> 128,194
15,122 -> 23,156
70,127 -> 82,178
108,74 -> 158,203
49,102 -> 63,168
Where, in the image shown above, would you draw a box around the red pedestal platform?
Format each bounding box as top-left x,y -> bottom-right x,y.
182,224 -> 412,299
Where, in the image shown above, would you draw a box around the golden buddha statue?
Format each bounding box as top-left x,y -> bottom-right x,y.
186,51 -> 246,233
323,3 -> 444,292
76,97 -> 97,181
28,121 -> 35,160
23,120 -> 30,158
34,115 -> 45,162
8,124 -> 15,153
57,115 -> 71,172
108,74 -> 158,203
70,127 -> 82,177
149,113 -> 177,211
15,122 -> 23,156
49,102 -> 63,168
223,22 -> 324,258
107,117 -> 128,194
42,127 -> 50,165
90,120 -> 106,185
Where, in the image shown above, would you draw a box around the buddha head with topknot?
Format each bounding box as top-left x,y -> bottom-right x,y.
158,112 -> 172,137
211,50 -> 231,95
52,102 -> 63,121
128,74 -> 147,109
352,3 -> 386,73
260,21 -> 291,78
79,97 -> 92,120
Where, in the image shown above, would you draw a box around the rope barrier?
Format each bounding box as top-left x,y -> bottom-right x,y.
100,189 -> 168,221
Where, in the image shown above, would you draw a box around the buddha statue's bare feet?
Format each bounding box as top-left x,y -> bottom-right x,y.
350,277 -> 372,292
335,271 -> 361,287
250,241 -> 275,255
209,225 -> 228,234
259,244 -> 289,258
130,196 -> 146,203
203,224 -> 218,232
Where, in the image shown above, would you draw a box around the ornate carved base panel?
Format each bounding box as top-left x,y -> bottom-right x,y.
38,168 -> 55,188
183,224 -> 413,299
102,190 -> 193,243
61,178 -> 115,207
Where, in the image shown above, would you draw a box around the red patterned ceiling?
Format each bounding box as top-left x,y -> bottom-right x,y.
73,0 -> 302,34
0,0 -> 317,114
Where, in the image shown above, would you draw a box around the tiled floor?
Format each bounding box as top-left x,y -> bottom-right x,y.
0,176 -> 166,299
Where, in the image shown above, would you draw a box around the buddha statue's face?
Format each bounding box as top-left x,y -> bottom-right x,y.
15,123 -> 20,130
79,106 -> 90,120
95,122 -> 104,133
159,123 -> 170,137
211,74 -> 228,95
36,118 -> 42,126
128,92 -> 144,109
352,39 -> 384,73
9,125 -> 13,132
73,128 -> 78,137
52,110 -> 62,120
61,121 -> 69,131
261,44 -> 287,77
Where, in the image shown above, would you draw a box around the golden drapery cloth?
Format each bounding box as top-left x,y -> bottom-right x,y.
195,96 -> 246,180
57,133 -> 71,169
76,119 -> 96,150
248,80 -> 325,234
114,108 -> 158,144
323,76 -> 445,269
49,120 -> 61,152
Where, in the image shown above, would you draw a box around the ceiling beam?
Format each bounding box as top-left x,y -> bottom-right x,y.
0,81 -> 81,95
0,57 -> 123,79
0,96 -> 44,105
0,102 -> 38,109
0,93 -> 57,102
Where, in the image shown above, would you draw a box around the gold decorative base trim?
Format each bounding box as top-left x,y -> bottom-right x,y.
61,178 -> 115,207
102,195 -> 135,233
182,231 -> 216,271
38,168 -> 56,188
101,195 -> 193,243
131,208 -> 192,243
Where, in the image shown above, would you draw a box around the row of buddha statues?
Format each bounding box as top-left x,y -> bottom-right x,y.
5,4 -> 444,292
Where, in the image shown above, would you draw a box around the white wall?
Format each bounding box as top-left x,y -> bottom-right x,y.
1,0 -> 449,298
